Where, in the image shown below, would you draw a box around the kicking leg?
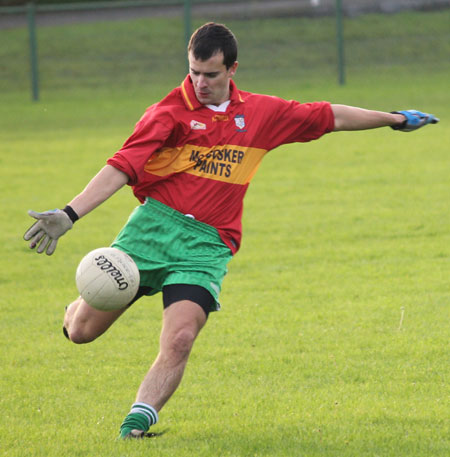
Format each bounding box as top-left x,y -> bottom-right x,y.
64,297 -> 127,344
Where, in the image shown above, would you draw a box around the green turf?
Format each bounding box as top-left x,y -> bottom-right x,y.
1,9 -> 449,457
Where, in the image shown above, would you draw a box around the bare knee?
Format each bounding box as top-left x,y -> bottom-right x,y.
163,328 -> 197,361
158,300 -> 207,363
63,300 -> 92,344
65,325 -> 97,344
64,313 -> 98,344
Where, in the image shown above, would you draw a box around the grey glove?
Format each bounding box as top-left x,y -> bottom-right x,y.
23,209 -> 74,255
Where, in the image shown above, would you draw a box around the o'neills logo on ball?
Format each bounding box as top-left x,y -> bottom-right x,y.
95,255 -> 129,290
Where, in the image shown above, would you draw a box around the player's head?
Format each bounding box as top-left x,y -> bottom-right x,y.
187,23 -> 238,106
188,22 -> 238,69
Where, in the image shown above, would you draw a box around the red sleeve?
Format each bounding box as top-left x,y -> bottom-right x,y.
256,97 -> 334,150
107,107 -> 173,186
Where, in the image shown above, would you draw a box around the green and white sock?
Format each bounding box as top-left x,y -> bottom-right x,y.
119,402 -> 159,438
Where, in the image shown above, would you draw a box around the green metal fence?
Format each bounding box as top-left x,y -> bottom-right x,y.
1,1 -> 449,102
0,0 -> 347,101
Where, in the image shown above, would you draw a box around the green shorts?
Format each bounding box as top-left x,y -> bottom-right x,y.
111,198 -> 233,311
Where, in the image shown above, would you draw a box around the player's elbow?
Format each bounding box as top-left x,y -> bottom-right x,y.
331,104 -> 346,131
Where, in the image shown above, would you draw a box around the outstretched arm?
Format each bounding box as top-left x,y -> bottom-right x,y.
24,165 -> 129,255
331,105 -> 439,132
68,165 -> 129,218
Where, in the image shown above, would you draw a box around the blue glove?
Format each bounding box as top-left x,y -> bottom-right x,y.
391,110 -> 439,132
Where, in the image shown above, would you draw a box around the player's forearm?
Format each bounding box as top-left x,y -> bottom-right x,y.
331,104 -> 404,131
68,165 -> 129,218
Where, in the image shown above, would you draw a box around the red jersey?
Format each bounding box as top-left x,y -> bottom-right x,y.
107,76 -> 334,253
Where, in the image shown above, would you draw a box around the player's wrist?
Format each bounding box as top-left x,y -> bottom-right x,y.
390,111 -> 407,130
63,205 -> 79,223
391,111 -> 408,130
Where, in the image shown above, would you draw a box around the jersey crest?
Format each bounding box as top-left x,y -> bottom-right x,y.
234,114 -> 246,131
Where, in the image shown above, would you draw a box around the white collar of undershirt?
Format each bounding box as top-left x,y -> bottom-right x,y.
206,100 -> 231,112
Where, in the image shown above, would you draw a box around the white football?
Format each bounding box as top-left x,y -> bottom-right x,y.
75,247 -> 140,311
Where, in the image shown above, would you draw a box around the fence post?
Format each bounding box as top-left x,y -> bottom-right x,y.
184,0 -> 191,74
27,2 -> 39,101
335,0 -> 345,85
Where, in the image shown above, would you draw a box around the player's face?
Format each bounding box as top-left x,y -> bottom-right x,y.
189,51 -> 238,106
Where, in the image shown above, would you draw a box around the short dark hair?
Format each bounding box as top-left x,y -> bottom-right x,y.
188,22 -> 238,69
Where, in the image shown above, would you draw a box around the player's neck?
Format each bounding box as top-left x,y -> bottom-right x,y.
206,100 -> 231,112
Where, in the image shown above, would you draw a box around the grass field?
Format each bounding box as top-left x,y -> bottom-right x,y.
1,9 -> 449,457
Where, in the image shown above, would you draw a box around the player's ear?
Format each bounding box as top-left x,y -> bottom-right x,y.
228,61 -> 238,77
